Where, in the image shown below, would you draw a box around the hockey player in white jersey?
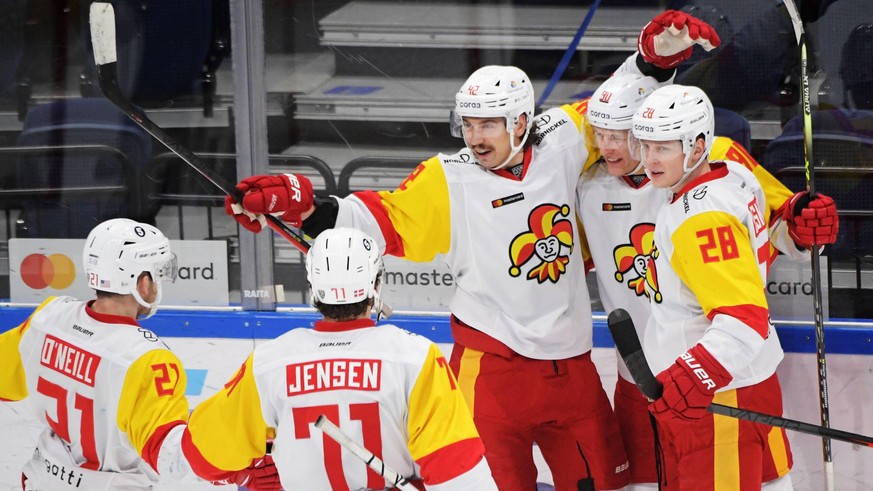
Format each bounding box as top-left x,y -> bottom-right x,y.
181,227 -> 497,490
628,85 -> 838,490
222,10 -> 724,490
0,219 -> 276,490
576,74 -> 838,490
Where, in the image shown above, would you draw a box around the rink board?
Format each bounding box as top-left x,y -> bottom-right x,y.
0,308 -> 872,491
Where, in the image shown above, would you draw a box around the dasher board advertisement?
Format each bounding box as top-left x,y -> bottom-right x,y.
765,254 -> 829,321
9,239 -> 229,306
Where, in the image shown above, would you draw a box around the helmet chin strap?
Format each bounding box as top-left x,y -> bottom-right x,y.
668,151 -> 708,194
133,281 -> 161,320
464,121 -> 529,171
492,130 -> 529,170
625,160 -> 645,176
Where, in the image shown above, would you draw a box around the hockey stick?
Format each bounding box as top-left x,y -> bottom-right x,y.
536,0 -> 602,107
607,308 -> 873,449
314,415 -> 418,491
88,2 -> 310,253
781,1 -> 834,487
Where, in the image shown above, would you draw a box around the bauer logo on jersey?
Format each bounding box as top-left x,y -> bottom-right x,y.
508,203 -> 573,284
612,223 -> 660,299
40,334 -> 101,387
286,359 -> 381,396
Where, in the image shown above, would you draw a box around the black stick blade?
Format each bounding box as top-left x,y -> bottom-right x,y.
607,308 -> 663,400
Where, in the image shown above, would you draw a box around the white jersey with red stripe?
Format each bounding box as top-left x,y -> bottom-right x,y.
576,166 -> 667,382
334,103 -> 598,359
328,53 -> 663,360
643,162 -> 784,390
182,319 -> 495,491
0,296 -> 191,490
577,138 -> 806,383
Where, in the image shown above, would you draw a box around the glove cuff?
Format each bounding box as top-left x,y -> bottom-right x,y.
302,195 -> 339,237
676,344 -> 732,394
634,53 -> 677,82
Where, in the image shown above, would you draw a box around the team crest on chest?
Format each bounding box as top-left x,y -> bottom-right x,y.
612,223 -> 661,299
508,203 -> 574,283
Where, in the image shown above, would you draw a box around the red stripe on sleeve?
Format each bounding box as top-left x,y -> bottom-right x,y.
416,437 -> 486,485
141,420 -> 186,472
706,304 -> 771,339
180,427 -> 237,482
351,190 -> 406,257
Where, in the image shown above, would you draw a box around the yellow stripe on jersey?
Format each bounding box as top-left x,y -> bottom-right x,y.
455,347 -> 483,416
711,136 -> 793,226
560,102 -> 601,173
669,211 -> 767,319
407,344 -> 480,462
767,426 -> 791,477
373,157 -> 452,262
713,389 -> 740,490
0,296 -> 55,401
117,349 -> 190,458
185,355 -> 270,471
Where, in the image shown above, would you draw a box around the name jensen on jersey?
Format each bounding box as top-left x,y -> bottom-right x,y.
40,334 -> 101,386
286,358 -> 381,396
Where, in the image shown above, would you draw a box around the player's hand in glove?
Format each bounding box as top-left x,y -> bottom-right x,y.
225,173 -> 315,232
638,10 -> 721,69
220,455 -> 282,491
783,191 -> 839,248
649,345 -> 732,422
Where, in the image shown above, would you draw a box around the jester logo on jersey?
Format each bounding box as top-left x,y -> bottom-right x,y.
612,223 -> 661,302
508,203 -> 574,284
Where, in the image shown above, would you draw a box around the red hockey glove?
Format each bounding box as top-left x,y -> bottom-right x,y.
649,344 -> 732,422
638,10 -> 721,69
224,173 -> 315,231
782,191 -> 839,248
225,196 -> 267,233
219,455 -> 282,491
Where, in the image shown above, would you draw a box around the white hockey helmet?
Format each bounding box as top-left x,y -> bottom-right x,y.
306,228 -> 383,312
588,73 -> 661,130
450,65 -> 535,169
631,84 -> 715,190
83,218 -> 177,319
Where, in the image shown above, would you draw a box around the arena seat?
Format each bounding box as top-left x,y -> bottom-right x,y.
714,107 -> 752,151
13,98 -> 153,238
764,109 -> 873,268
81,0 -> 227,116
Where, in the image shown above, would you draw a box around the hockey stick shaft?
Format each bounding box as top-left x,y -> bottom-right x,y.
781,1 -> 834,485
88,2 -> 310,253
315,415 -> 418,491
607,309 -> 873,448
536,0 -> 601,107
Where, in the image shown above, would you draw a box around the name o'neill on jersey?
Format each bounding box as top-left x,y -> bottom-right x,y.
40,334 -> 101,386
286,359 -> 381,396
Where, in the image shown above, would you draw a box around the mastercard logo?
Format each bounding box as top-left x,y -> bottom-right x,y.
21,253 -> 77,290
